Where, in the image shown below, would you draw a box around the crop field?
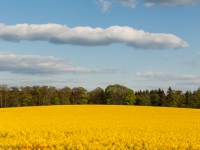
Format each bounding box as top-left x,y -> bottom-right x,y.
0,105 -> 200,150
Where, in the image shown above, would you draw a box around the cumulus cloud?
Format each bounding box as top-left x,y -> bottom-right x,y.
0,23 -> 188,49
135,71 -> 200,81
144,0 -> 200,7
0,52 -> 115,75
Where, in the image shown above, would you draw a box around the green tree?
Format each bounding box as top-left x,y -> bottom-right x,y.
22,94 -> 32,106
40,86 -> 49,105
32,86 -> 42,106
20,86 -> 32,106
150,93 -> 160,106
0,85 -> 9,107
166,87 -> 174,107
88,87 -> 104,104
8,86 -> 20,107
52,93 -> 60,105
188,88 -> 200,108
71,87 -> 89,104
135,94 -> 151,106
48,86 -> 57,105
157,88 -> 166,106
175,90 -> 186,107
104,84 -> 135,105
124,89 -> 136,105
150,90 -> 160,106
185,90 -> 193,107
58,86 -> 71,105
166,87 -> 185,107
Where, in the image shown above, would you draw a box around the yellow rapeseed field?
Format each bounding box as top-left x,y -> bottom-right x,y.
0,105 -> 200,150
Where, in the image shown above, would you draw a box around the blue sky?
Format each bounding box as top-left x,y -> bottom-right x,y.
0,0 -> 200,92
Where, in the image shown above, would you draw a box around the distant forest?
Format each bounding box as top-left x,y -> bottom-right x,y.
0,84 -> 200,108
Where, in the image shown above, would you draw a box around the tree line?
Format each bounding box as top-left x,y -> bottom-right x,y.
135,87 -> 200,108
0,84 -> 200,108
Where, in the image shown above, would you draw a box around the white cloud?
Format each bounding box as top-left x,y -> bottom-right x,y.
197,51 -> 200,55
0,23 -> 188,49
0,52 -> 115,75
135,71 -> 200,91
96,0 -> 200,11
144,0 -> 200,7
133,78 -> 152,82
117,0 -> 137,8
97,0 -> 112,12
135,71 -> 200,80
96,0 -> 137,12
